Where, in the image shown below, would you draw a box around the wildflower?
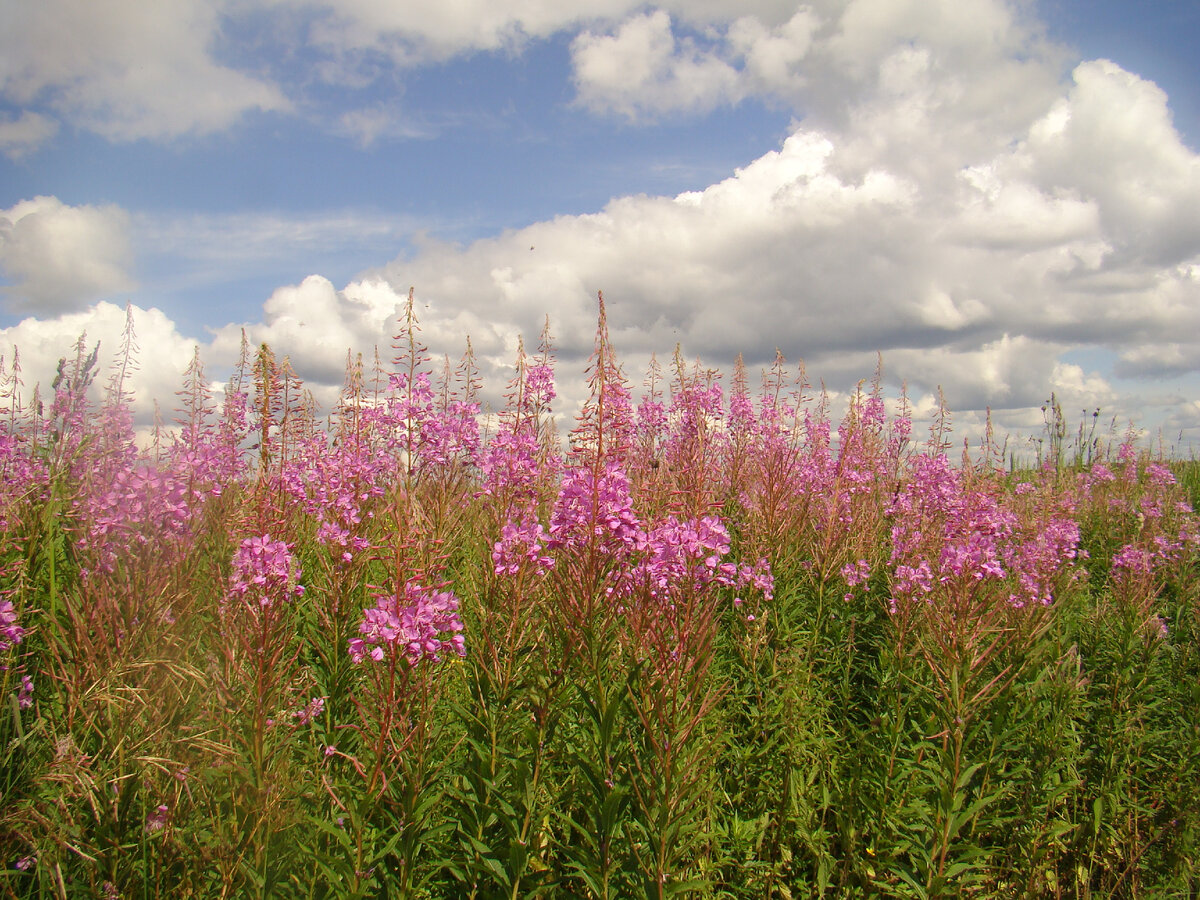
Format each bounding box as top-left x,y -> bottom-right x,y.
0,598 -> 23,651
294,696 -> 325,726
145,804 -> 170,834
524,363 -> 556,407
842,559 -> 872,601
842,559 -> 872,588
1111,544 -> 1152,575
226,535 -> 304,609
1145,463 -> 1176,488
492,520 -> 554,576
549,464 -> 645,556
478,429 -> 542,506
17,674 -> 33,710
281,435 -> 387,560
349,583 -> 466,666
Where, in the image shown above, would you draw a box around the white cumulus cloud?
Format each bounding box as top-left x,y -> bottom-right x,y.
0,301 -> 200,424
0,0 -> 289,141
1,196 -> 135,314
571,10 -> 743,118
0,110 -> 59,159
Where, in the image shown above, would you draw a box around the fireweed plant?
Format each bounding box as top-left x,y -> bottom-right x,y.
0,295 -> 1197,898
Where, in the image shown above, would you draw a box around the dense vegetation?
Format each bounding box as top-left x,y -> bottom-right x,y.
1,298 -> 1198,898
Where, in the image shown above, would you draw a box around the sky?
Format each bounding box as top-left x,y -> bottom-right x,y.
2,0 -> 1200,455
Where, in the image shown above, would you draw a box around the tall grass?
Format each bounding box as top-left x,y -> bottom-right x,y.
1,296 -> 1197,898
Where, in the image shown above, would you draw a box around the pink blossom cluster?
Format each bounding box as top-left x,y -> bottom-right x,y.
1111,543 -> 1154,576
293,696 -> 325,725
0,432 -> 47,532
668,381 -> 724,439
1081,445 -> 1200,594
728,380 -> 757,439
420,399 -> 481,468
636,396 -> 667,446
841,559 -> 873,600
638,515 -> 773,601
493,462 -> 774,609
75,462 -> 194,573
548,463 -> 646,556
1005,515 -> 1082,608
492,520 -> 554,576
382,370 -> 436,441
479,430 -> 541,508
349,583 -> 466,666
886,454 -> 1081,612
282,437 -> 386,558
369,371 -> 480,470
1,597 -> 23,652
524,363 -> 556,409
145,804 -> 170,834
1111,528 -> 1200,580
167,391 -> 251,498
226,535 -> 304,608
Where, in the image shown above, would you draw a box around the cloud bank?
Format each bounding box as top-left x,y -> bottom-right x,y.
2,1 -> 1199,449
1,196 -> 134,314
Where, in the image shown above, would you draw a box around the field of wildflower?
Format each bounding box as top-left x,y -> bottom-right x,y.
1,295 -> 1198,898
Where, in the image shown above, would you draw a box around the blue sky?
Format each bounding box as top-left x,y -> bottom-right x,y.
3,0 -> 1200,452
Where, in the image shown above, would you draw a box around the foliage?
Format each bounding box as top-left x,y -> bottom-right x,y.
0,300 -> 1197,898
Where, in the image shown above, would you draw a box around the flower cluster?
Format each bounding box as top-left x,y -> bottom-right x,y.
841,559 -> 873,600
479,430 -> 542,508
886,454 -> 1082,613
492,520 -> 554,576
1004,494 -> 1082,608
282,436 -> 386,560
548,463 -> 646,556
17,673 -> 34,709
0,432 -> 47,533
524,363 -> 556,409
420,399 -> 481,468
76,463 -> 195,569
637,515 -> 772,601
293,696 -> 325,726
145,804 -> 170,834
368,371 -> 481,471
636,396 -> 667,446
1,597 -> 23,652
349,583 -> 466,666
226,535 -> 304,608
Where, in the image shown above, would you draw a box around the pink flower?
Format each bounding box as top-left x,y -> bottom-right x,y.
145,804 -> 170,834
0,598 -> 23,651
549,464 -> 645,556
294,696 -> 325,726
492,520 -> 554,576
226,536 -> 304,609
349,583 -> 466,666
524,364 -> 556,408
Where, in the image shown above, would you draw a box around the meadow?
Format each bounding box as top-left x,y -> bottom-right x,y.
1,296 -> 1198,898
